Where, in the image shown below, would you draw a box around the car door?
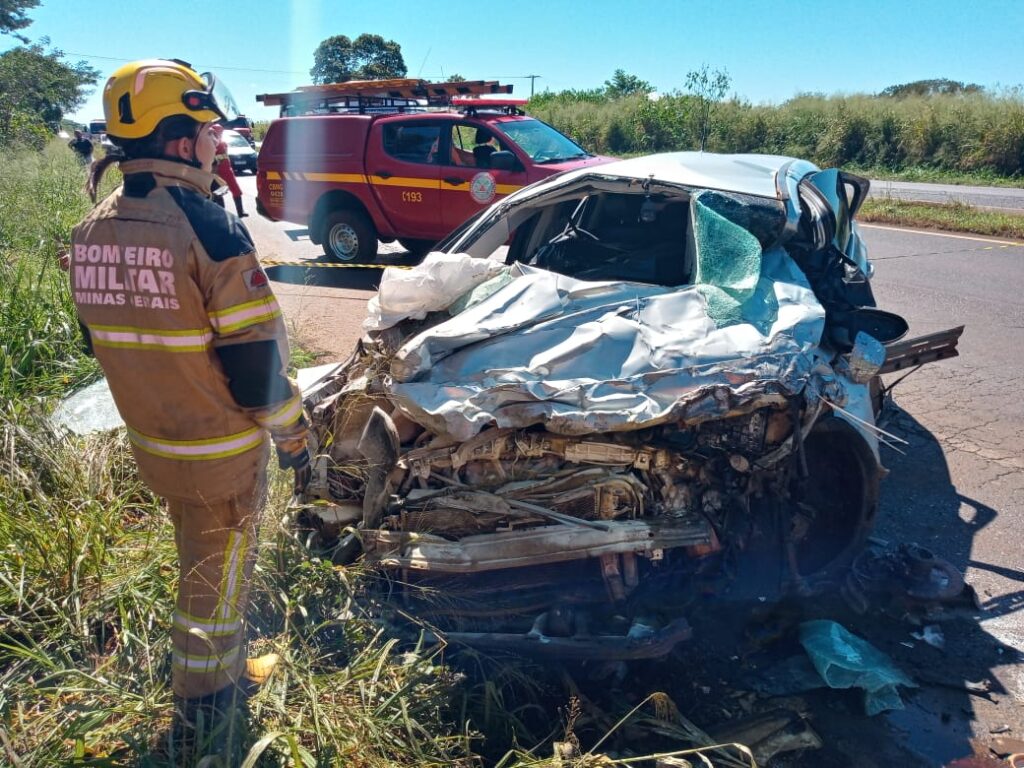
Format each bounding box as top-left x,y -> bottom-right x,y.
439,120 -> 530,232
365,120 -> 446,239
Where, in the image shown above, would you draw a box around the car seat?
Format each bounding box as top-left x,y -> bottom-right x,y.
472,129 -> 497,167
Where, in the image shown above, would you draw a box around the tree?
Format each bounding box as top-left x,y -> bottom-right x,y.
1,0 -> 39,43
879,78 -> 984,98
604,69 -> 653,99
0,42 -> 98,145
685,64 -> 731,151
310,33 -> 407,84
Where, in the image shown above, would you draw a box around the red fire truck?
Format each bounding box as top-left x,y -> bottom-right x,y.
255,79 -> 615,261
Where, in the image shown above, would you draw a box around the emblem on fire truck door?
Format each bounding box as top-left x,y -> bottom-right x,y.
470,172 -> 497,204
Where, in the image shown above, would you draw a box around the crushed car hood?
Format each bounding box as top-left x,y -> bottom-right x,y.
372,248 -> 843,441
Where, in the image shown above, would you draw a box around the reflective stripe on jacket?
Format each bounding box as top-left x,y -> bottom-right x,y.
70,158 -> 304,503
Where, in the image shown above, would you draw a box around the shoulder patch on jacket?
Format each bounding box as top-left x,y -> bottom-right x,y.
242,267 -> 269,291
165,186 -> 255,262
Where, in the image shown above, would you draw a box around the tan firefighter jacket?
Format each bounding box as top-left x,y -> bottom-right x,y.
70,158 -> 305,504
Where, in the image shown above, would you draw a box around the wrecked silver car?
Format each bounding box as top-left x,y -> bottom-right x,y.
297,152 -> 962,659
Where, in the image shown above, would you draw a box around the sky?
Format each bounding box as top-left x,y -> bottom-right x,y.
6,0 -> 1024,125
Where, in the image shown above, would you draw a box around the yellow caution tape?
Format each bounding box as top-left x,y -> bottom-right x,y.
260,260 -> 413,270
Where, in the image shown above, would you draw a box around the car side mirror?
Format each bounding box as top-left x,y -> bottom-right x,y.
489,151 -> 518,171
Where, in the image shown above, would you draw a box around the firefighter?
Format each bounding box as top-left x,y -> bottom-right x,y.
68,129 -> 94,165
210,123 -> 247,217
72,59 -> 308,760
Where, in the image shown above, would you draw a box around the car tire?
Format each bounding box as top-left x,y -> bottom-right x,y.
397,238 -> 435,257
792,416 -> 879,585
323,208 -> 377,263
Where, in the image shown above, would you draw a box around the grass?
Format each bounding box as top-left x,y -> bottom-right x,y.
849,165 -> 1024,188
0,406 -> 476,766
1,141 -> 759,767
0,141 -> 477,767
859,197 -> 1024,240
0,144 -> 102,401
532,90 -> 1024,179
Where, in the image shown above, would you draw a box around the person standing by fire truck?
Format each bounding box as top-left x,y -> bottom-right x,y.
210,122 -> 247,217
70,58 -> 308,760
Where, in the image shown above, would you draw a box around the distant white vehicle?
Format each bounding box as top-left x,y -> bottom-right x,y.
221,128 -> 258,175
87,118 -> 106,141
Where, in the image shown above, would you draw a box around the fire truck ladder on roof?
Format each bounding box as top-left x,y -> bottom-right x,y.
256,79 -> 514,116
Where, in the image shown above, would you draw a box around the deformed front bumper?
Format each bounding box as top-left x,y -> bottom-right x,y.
428,615 -> 694,661
364,518 -> 712,574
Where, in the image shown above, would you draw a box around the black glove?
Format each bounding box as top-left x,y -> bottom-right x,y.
277,443 -> 311,494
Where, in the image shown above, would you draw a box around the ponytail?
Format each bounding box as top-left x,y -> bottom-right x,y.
86,153 -> 121,202
84,114 -> 205,203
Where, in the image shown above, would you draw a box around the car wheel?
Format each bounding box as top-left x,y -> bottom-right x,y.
397,238 -> 435,257
791,416 -> 879,583
323,209 -> 377,263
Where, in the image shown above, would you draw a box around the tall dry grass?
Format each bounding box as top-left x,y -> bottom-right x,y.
529,89 -> 1024,179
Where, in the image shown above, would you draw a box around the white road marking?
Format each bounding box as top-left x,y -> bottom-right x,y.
860,223 -> 1024,247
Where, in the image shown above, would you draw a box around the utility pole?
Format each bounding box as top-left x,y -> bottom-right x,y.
525,74 -> 541,98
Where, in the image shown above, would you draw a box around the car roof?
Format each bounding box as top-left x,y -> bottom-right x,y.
557,151 -> 814,200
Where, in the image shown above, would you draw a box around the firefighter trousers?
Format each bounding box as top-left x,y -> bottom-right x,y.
166,474 -> 267,699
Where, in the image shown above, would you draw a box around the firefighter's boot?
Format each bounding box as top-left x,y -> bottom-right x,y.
244,652 -> 280,689
233,195 -> 248,217
169,684 -> 249,766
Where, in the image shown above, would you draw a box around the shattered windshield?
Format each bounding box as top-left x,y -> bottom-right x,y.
498,187 -> 787,291
497,118 -> 590,163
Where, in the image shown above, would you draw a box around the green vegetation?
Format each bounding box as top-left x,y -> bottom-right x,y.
0,43 -> 97,149
0,0 -> 98,149
529,87 -> 1024,180
0,143 -> 100,400
253,120 -> 270,142
0,141 -> 475,766
310,33 -> 407,85
848,165 -> 1024,188
860,198 -> 1024,239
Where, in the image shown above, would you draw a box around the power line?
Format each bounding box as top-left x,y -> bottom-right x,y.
63,52 -> 542,86
64,51 -> 540,82
63,51 -> 306,75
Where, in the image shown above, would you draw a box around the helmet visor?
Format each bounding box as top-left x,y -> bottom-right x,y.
181,72 -> 240,122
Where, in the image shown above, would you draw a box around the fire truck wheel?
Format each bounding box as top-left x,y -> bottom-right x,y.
323,209 -> 377,263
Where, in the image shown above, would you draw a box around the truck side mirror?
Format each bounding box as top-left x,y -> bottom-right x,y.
489,151 -> 518,171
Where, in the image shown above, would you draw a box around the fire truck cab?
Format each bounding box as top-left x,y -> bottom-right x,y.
255,79 -> 615,261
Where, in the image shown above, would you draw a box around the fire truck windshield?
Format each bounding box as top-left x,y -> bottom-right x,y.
498,118 -> 589,164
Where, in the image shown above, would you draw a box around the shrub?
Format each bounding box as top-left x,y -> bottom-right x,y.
528,88 -> 1024,177
0,141 -> 100,401
0,108 -> 50,150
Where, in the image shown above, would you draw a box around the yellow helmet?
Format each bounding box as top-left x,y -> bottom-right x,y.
102,59 -> 227,140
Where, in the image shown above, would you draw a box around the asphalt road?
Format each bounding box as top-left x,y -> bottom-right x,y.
854,222 -> 1024,765
238,174 -> 1024,765
868,179 -> 1024,211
